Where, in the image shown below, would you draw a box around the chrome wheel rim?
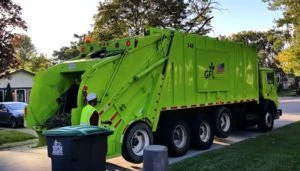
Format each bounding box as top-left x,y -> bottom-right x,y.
173,125 -> 187,148
220,113 -> 230,132
131,130 -> 149,156
199,122 -> 211,142
265,112 -> 273,127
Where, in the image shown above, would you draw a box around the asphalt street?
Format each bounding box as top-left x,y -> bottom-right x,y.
0,97 -> 299,171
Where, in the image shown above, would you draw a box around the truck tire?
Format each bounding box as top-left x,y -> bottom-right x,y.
162,120 -> 190,156
122,122 -> 153,164
191,116 -> 214,150
258,106 -> 274,132
214,107 -> 232,138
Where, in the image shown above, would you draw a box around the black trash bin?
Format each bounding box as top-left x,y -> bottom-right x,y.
43,125 -> 113,171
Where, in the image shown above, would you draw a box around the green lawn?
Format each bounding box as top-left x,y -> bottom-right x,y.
171,122 -> 300,171
278,88 -> 296,97
0,129 -> 36,146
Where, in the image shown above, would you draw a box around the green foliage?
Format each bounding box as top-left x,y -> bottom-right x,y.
263,0 -> 300,73
14,34 -> 37,68
52,45 -> 80,61
278,88 -> 296,97
12,34 -> 51,73
4,83 -> 13,101
171,122 -> 300,171
29,54 -> 51,72
0,0 -> 27,78
229,29 -> 286,68
263,0 -> 300,32
92,0 -> 219,41
0,129 -> 36,146
277,45 -> 300,73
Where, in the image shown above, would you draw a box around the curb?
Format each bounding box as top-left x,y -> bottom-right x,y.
0,138 -> 38,150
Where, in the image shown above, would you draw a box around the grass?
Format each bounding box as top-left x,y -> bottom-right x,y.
171,122 -> 300,171
0,129 -> 36,146
278,88 -> 296,97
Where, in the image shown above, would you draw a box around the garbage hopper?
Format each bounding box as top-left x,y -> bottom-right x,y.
43,125 -> 113,171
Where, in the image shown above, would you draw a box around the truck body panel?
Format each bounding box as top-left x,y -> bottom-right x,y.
25,28 -> 280,161
160,31 -> 259,110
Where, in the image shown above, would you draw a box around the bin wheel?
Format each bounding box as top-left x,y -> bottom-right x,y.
191,115 -> 214,150
122,122 -> 153,164
214,107 -> 232,138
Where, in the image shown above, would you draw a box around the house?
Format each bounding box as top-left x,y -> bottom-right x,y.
0,69 -> 35,103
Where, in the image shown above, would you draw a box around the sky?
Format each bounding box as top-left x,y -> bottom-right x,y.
13,0 -> 282,58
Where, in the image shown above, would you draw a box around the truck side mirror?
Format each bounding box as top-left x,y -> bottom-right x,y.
275,76 -> 280,86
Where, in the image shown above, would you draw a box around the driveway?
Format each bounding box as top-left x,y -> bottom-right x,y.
0,97 -> 299,171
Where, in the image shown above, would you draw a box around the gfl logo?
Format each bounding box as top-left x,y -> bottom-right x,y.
204,62 -> 215,79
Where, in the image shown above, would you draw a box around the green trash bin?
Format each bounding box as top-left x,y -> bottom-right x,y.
43,125 -> 113,171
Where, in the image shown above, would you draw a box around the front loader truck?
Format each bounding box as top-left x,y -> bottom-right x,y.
25,28 -> 281,163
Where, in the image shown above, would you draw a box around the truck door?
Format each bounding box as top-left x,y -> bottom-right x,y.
260,70 -> 277,102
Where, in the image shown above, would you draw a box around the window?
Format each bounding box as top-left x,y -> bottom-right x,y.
267,73 -> 274,84
15,89 -> 26,102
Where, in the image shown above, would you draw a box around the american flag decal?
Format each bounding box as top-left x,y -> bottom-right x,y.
217,63 -> 225,73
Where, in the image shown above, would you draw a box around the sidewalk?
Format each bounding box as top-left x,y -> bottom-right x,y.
0,145 -> 142,171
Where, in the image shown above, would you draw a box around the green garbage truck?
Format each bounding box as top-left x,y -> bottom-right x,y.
25,28 -> 281,163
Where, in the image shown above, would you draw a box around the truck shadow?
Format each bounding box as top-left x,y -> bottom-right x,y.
106,162 -> 142,171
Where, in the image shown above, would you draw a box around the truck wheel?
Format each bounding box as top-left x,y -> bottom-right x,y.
214,107 -> 232,138
164,120 -> 190,156
9,118 -> 18,128
122,122 -> 153,164
191,116 -> 214,150
258,109 -> 274,132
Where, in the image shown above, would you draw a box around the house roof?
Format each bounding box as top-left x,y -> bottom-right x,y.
10,69 -> 35,76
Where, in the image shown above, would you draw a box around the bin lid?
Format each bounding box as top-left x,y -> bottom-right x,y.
43,125 -> 113,137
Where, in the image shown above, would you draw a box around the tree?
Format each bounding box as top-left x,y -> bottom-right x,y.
29,54 -> 51,72
277,46 -> 300,74
0,0 -> 27,78
229,29 -> 286,67
14,34 -> 37,68
4,83 -> 13,101
263,0 -> 300,40
92,0 -> 219,41
263,0 -> 300,74
52,45 -> 80,61
53,34 -> 81,62
183,0 -> 218,34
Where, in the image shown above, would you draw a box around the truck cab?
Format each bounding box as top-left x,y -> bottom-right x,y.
259,68 -> 278,106
259,68 -> 282,120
